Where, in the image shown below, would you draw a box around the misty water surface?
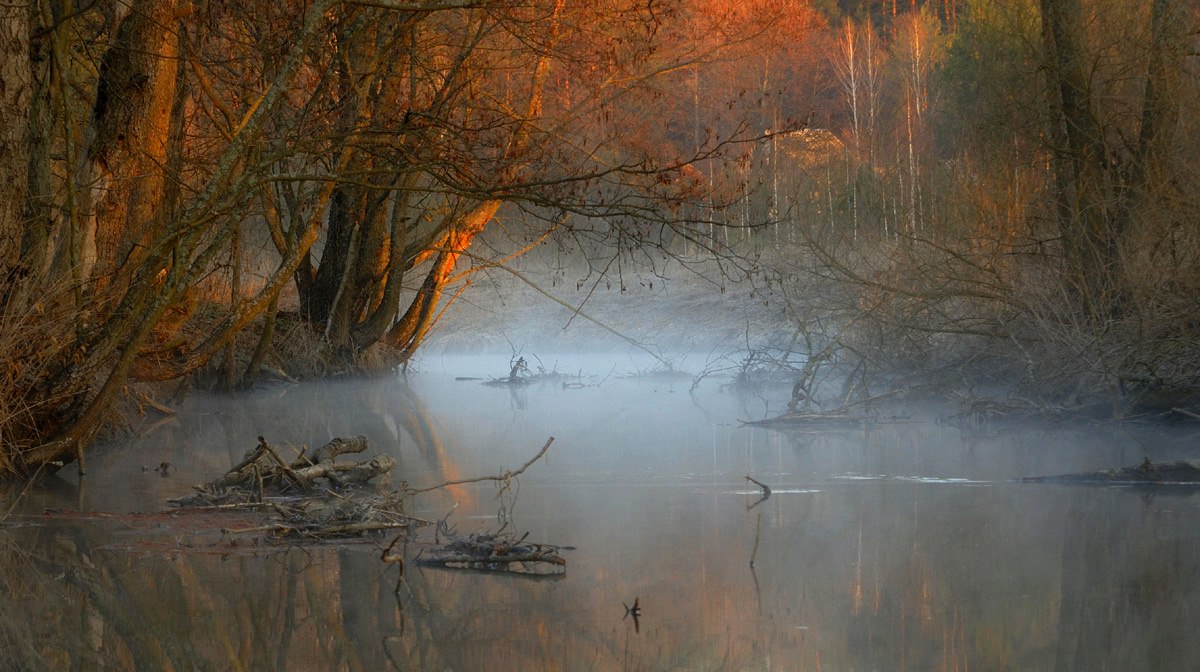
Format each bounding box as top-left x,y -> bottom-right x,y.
3,354 -> 1200,670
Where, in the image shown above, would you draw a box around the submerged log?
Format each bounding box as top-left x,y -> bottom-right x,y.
417,531 -> 568,575
1022,459 -> 1200,485
741,411 -> 870,428
171,436 -> 392,507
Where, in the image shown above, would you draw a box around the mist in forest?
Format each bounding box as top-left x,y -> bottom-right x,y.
2,1 -> 1200,667
4,0 -> 1198,474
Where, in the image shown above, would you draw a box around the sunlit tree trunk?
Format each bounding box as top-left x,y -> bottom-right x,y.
21,0 -> 337,472
894,9 -> 940,236
386,199 -> 501,358
857,18 -> 884,239
1129,0 -> 1181,202
862,20 -> 883,171
833,19 -> 862,160
82,0 -> 180,296
379,0 -> 563,358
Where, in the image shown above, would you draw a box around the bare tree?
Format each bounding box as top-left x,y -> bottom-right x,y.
0,0 -> 778,474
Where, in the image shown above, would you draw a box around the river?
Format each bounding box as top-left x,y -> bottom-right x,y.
3,354 -> 1199,670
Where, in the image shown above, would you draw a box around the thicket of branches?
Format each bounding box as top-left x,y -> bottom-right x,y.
1,0 -> 1197,474
0,0 -> 809,475
717,0 -> 1200,417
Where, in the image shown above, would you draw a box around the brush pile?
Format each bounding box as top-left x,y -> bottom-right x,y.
171,435 -> 394,507
168,435 -> 570,574
168,435 -> 409,541
417,530 -> 568,576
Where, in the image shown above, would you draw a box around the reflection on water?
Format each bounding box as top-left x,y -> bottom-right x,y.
3,356 -> 1200,670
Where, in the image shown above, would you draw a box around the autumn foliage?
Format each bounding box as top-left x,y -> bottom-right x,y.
0,0 -> 1198,473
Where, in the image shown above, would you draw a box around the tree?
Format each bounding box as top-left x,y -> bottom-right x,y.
1,1 -> 33,273
1039,0 -> 1186,315
890,6 -> 946,235
0,0 -> 779,475
790,0 -> 1200,412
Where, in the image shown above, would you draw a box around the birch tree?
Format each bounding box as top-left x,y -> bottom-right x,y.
891,7 -> 945,235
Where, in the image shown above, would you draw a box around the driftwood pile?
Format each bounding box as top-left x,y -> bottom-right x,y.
170,435 -> 394,507
168,435 -> 570,574
417,531 -> 568,576
227,491 -> 415,540
168,435 -> 407,541
480,355 -> 584,387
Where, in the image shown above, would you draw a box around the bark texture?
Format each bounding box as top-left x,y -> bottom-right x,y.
0,4 -> 30,266
85,0 -> 181,292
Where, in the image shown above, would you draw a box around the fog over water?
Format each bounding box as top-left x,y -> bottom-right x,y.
4,354 -> 1200,670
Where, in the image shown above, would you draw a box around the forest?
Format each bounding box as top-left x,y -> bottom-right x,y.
1,0 -> 1198,476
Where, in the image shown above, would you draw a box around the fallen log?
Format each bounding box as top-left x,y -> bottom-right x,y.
226,519 -> 411,539
291,455 -> 395,487
417,531 -> 568,575
1021,459 -> 1200,485
304,436 -> 369,465
418,551 -> 566,568
741,411 -> 870,428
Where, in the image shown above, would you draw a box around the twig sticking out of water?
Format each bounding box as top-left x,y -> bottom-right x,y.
745,475 -> 771,510
408,437 -> 555,496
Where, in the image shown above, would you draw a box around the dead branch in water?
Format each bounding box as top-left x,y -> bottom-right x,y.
745,475 -> 772,497
416,530 -> 568,576
746,475 -> 771,510
170,435 -> 391,507
750,510 -> 762,567
166,434 -> 571,574
741,411 -> 868,428
408,437 -> 555,496
1172,407 -> 1200,422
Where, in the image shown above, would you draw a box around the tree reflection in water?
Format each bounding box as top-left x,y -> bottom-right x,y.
1,372 -> 1199,670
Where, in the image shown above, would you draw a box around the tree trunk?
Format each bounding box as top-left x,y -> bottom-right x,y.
19,1 -> 56,284
83,0 -> 180,296
19,0 -> 336,473
1130,0 -> 1180,195
325,185 -> 391,347
386,200 -> 501,358
352,181 -> 416,346
1040,0 -> 1122,312
301,186 -> 356,324
0,2 -> 30,269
